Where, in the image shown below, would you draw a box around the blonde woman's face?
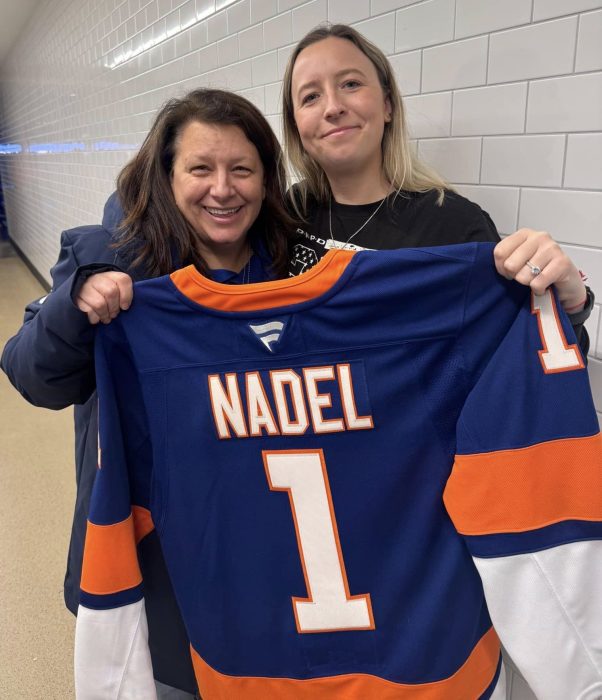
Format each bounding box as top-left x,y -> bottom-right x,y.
291,37 -> 391,179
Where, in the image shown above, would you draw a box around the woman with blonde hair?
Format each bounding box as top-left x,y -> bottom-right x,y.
283,23 -> 592,348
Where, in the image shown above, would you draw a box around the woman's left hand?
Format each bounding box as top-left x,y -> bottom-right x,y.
494,229 -> 587,313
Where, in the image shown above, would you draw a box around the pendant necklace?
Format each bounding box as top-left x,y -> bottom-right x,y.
328,192 -> 389,250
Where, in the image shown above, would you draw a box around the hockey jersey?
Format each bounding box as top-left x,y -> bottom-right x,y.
75,243 -> 602,700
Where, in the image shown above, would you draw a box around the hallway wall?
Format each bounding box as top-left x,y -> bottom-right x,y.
1,0 -> 601,402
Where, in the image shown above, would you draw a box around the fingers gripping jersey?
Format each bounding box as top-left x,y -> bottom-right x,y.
75,244 -> 602,700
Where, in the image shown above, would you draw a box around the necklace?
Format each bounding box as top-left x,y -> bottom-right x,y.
328,193 -> 389,250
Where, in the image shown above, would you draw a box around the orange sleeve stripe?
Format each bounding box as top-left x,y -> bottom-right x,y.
80,513 -> 142,595
132,505 -> 154,543
170,250 -> 355,311
444,433 -> 602,535
190,627 -> 499,700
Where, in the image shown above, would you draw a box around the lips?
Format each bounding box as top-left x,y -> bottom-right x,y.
322,126 -> 358,138
204,206 -> 242,218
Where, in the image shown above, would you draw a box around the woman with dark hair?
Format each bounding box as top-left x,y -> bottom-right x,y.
1,87 -> 293,699
283,24 -> 593,350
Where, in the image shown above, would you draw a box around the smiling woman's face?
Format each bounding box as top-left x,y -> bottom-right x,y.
291,36 -> 391,181
170,120 -> 265,270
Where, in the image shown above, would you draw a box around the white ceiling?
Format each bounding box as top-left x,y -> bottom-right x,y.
0,0 -> 43,66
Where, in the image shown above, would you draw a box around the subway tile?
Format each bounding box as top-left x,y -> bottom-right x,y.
252,50 -> 279,84
395,0 -> 455,53
519,189 -> 602,247
354,14 -> 395,54
576,9 -> 602,72
251,0 -> 278,24
190,19 -> 208,48
565,134 -> 602,189
239,23 -> 264,60
217,34 -> 238,66
455,0 -> 532,39
238,85 -> 265,110
328,0 -> 370,24
488,17 -> 578,84
454,185 -> 520,234
586,357 -> 602,412
558,244 -> 602,306
264,80 -> 283,113
264,12 -> 292,51
481,135 -> 565,187
198,42 -> 218,72
207,9 -> 228,40
278,43 -> 295,78
196,0 -> 216,20
279,0 -> 307,10
177,28 -> 193,56
452,83 -> 527,136
372,0 -> 421,13
292,0 -> 327,42
228,0 -> 251,33
418,137 -> 482,184
527,73 -> 602,133
422,36 -> 487,93
405,92 -> 452,139
389,50 -> 421,96
533,0 -> 602,22
593,304 -> 602,358
180,0 -> 197,28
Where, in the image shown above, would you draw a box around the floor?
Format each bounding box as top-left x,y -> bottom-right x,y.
0,242 -> 75,699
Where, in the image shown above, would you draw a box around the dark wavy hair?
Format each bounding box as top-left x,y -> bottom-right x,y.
116,88 -> 294,278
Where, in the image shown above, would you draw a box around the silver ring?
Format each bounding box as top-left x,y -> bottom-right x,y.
525,260 -> 542,276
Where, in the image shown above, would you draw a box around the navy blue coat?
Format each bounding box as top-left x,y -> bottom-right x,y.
1,192 -> 275,694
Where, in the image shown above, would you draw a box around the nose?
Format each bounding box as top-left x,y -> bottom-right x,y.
210,170 -> 235,200
323,88 -> 345,119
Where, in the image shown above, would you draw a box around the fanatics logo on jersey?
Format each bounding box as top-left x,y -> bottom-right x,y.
248,320 -> 286,352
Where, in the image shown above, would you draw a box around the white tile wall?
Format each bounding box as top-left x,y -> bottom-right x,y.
452,83 -> 528,136
488,17 -> 578,84
564,134 -> 602,189
0,0 -> 600,414
422,36 -> 487,92
405,91 -> 452,138
454,0 -> 532,39
576,9 -> 602,72
527,73 -> 602,133
481,135 -> 565,187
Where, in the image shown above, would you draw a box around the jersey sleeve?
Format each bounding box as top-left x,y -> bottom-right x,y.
443,248 -> 602,699
74,322 -> 157,700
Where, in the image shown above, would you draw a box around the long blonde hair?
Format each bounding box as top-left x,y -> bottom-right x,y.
282,24 -> 449,217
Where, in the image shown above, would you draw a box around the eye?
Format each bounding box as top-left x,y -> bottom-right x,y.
191,164 -> 210,174
300,92 -> 319,106
233,165 -> 252,175
342,79 -> 361,89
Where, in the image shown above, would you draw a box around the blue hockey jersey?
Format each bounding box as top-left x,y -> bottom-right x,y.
75,243 -> 602,700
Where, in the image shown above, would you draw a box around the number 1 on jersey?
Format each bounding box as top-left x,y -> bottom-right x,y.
532,289 -> 584,373
264,450 -> 374,633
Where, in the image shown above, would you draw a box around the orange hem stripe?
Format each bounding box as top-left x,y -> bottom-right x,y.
80,513 -> 142,595
444,433 -> 602,535
190,627 -> 500,700
170,249 -> 355,311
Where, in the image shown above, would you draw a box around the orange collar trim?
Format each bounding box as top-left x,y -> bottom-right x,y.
170,249 -> 355,312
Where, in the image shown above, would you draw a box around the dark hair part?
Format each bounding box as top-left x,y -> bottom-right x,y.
116,88 -> 293,278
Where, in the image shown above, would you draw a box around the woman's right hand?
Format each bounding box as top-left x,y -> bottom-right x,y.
75,271 -> 133,324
